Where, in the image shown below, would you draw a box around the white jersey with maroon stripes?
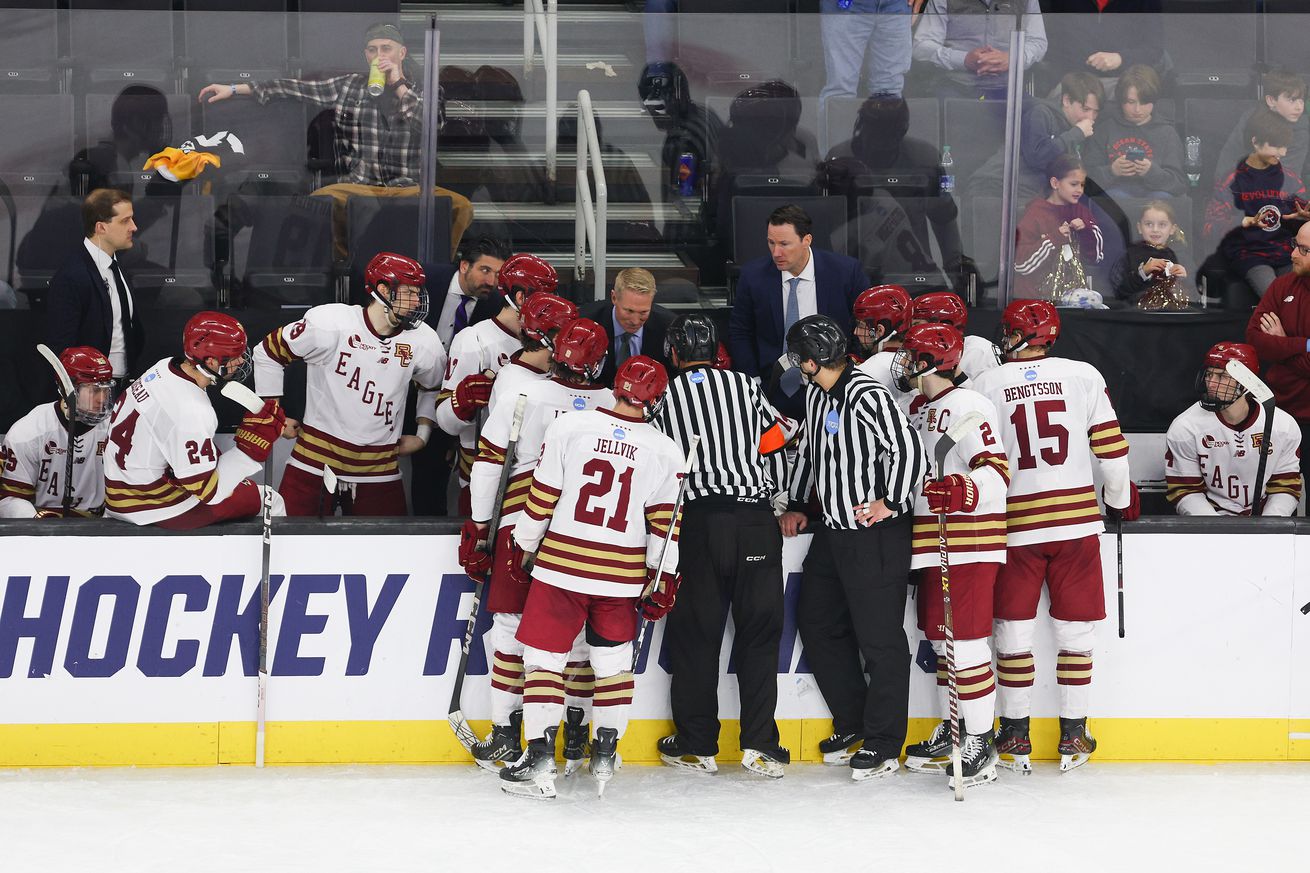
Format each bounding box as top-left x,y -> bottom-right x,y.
513,408 -> 685,599
1165,400 -> 1303,516
0,402 -> 109,517
857,349 -> 914,413
469,374 -> 613,528
253,304 -> 446,484
103,358 -> 260,525
434,317 -> 521,484
906,386 -> 1010,568
960,335 -> 1001,383
971,355 -> 1131,547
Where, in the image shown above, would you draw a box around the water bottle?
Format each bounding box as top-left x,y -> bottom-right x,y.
1185,135 -> 1202,187
939,145 -> 955,196
367,60 -> 386,97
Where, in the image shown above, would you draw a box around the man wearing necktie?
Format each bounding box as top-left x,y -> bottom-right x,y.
580,267 -> 676,387
46,189 -> 145,388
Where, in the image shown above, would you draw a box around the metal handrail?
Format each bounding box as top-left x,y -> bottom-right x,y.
574,89 -> 607,302
523,0 -> 558,185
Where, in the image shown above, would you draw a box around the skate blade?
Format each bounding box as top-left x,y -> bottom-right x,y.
474,757 -> 510,774
821,747 -> 860,766
945,767 -> 999,789
998,754 -> 1033,774
903,755 -> 950,774
740,751 -> 785,779
850,759 -> 899,782
500,779 -> 557,800
1060,752 -> 1092,772
660,753 -> 718,774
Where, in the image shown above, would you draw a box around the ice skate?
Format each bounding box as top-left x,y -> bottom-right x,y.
996,716 -> 1033,774
471,709 -> 522,773
658,735 -> 717,774
499,727 -> 557,800
740,745 -> 789,779
849,748 -> 899,782
904,720 -> 952,773
562,706 -> 590,776
818,731 -> 863,766
945,731 -> 999,789
589,727 -> 619,796
1058,717 -> 1097,772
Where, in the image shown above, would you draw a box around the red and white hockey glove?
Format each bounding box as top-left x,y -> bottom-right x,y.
450,372 -> 494,422
1105,481 -> 1140,522
458,519 -> 492,582
924,473 -> 977,514
639,569 -> 681,621
234,398 -> 286,463
508,542 -> 535,586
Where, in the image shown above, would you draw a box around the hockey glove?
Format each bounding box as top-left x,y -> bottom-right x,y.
458,519 -> 492,581
450,372 -> 494,422
234,398 -> 287,463
508,543 -> 535,586
1105,481 -> 1140,522
639,570 -> 681,621
924,473 -> 978,514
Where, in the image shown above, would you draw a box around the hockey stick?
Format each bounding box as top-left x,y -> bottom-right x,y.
448,393 -> 528,752
631,434 -> 701,673
220,380 -> 273,768
1225,359 -> 1276,517
933,411 -> 984,802
1116,516 -> 1125,639
36,344 -> 76,514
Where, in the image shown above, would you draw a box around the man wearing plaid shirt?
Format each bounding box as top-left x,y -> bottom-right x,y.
199,22 -> 473,258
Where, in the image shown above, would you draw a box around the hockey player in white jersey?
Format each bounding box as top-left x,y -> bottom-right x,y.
972,300 -> 1138,771
500,355 -> 685,799
891,324 -> 1009,788
461,315 -> 610,772
1166,342 -> 1303,516
437,253 -> 559,513
0,347 -> 114,518
253,252 -> 445,516
852,284 -> 915,413
910,291 -> 1001,383
105,312 -> 286,529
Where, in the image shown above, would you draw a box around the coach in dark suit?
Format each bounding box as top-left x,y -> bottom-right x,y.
45,189 -> 145,382
579,267 -> 676,386
728,204 -> 868,416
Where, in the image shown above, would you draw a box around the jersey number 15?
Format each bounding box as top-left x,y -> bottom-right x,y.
1009,399 -> 1069,470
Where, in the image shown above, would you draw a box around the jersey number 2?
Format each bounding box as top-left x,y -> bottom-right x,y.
1010,400 -> 1069,470
575,458 -> 634,532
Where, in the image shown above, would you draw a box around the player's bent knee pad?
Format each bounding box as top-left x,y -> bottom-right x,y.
994,618 -> 1035,655
522,646 -> 568,674
1052,619 -> 1096,654
492,612 -> 523,655
954,637 -> 992,666
586,641 -> 633,678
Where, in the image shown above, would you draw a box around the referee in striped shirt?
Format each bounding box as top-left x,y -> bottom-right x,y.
652,313 -> 797,778
779,314 -> 927,782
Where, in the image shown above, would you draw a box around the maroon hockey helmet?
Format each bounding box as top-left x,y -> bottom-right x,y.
998,299 -> 1060,358
552,318 -> 609,381
58,346 -> 115,425
520,292 -> 578,350
911,291 -> 969,330
60,346 -> 112,385
1199,341 -> 1260,411
498,253 -> 559,309
852,285 -> 911,353
365,252 -> 429,331
614,354 -> 670,420
891,323 -> 965,393
184,311 -> 250,383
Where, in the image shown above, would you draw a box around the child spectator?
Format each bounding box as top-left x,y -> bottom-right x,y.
1085,65 -> 1185,199
1213,69 -> 1308,188
1014,155 -> 1105,300
1112,200 -> 1192,308
1204,109 -> 1310,298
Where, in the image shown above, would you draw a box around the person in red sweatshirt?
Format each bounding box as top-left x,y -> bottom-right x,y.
1247,220 -> 1310,503
1013,154 -> 1104,300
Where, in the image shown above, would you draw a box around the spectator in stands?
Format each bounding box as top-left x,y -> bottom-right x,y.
1085,64 -> 1185,199
818,0 -> 912,154
1246,221 -> 1310,498
639,0 -> 678,116
580,267 -> 676,386
1041,0 -> 1165,87
911,0 -> 1047,102
1213,70 -> 1309,189
45,189 -> 144,386
970,72 -> 1103,200
1111,200 -> 1191,308
728,204 -> 868,417
1013,154 -> 1104,301
821,95 -> 964,290
197,22 -> 473,260
1204,109 -> 1310,299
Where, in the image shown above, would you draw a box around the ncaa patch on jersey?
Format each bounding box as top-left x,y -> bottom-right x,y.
824,410 -> 840,434
613,428 -> 626,440
689,370 -> 706,384
145,373 -> 157,382
572,397 -> 586,410
1024,369 -> 1037,381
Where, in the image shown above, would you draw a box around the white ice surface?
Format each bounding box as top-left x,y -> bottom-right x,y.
3,762 -> 1304,872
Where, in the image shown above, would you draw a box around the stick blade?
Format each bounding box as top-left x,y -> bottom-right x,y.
1225,359 -> 1274,405
322,466 -> 338,494
220,380 -> 264,413
447,710 -> 479,752
934,411 -> 986,470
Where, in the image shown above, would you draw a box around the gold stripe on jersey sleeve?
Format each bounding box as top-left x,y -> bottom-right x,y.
523,479 -> 561,520
0,479 -> 36,499
457,445 -> 476,479
1089,421 -> 1129,458
476,436 -> 506,466
500,476 -> 533,515
1165,476 -> 1206,503
969,451 -> 1010,486
262,327 -> 297,366
1267,473 -> 1303,496
176,471 -> 218,503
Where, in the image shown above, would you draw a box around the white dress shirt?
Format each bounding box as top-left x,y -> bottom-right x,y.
780,249 -> 818,323
435,271 -> 476,351
84,238 -> 134,377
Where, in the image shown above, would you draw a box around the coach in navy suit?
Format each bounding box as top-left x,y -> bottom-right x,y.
728,204 -> 868,415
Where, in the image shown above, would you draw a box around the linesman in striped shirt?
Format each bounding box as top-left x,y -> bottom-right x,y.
652,313 -> 797,779
778,314 -> 928,782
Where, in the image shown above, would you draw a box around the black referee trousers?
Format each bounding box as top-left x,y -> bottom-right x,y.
797,516 -> 912,759
667,500 -> 784,756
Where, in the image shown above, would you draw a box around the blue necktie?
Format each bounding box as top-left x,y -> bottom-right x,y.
784,276 -> 801,334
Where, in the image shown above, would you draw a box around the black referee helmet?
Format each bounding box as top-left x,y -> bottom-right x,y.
665,313 -> 717,365
786,314 -> 848,368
